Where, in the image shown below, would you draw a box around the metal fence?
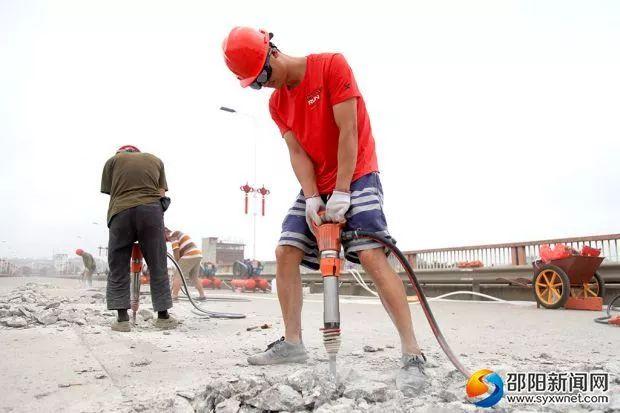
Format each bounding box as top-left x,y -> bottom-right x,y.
213,234 -> 620,275
402,234 -> 620,270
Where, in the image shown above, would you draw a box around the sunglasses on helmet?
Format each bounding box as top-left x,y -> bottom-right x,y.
249,51 -> 272,90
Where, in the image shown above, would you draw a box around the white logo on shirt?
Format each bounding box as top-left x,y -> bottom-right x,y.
306,88 -> 322,106
307,94 -> 320,105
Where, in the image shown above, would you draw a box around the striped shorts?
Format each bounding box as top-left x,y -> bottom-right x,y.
278,172 -> 394,270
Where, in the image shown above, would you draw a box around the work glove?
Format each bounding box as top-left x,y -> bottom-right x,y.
325,191 -> 351,223
305,195 -> 326,232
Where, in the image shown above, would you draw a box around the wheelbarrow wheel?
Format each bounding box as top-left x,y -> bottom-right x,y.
533,265 -> 570,309
570,272 -> 605,299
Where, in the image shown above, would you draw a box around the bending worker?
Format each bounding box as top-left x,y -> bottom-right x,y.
75,248 -> 96,288
222,27 -> 426,392
101,145 -> 177,332
165,227 -> 206,301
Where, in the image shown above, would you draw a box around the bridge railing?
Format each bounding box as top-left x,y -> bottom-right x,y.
212,234 -> 620,275
400,234 -> 620,270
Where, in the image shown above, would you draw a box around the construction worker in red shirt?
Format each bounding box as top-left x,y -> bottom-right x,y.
222,27 -> 426,393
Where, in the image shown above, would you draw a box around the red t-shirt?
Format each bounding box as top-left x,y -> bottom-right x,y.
269,53 -> 378,194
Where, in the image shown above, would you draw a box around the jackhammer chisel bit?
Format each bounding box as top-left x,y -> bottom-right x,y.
314,213 -> 344,380
130,244 -> 143,323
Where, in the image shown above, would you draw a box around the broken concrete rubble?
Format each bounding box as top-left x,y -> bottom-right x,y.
174,396 -> 196,413
34,310 -> 58,325
139,308 -> 154,321
186,367 -> 431,413
130,358 -> 152,367
215,398 -> 241,413
362,345 -> 383,353
246,384 -> 305,411
313,397 -> 355,413
4,317 -> 27,328
342,380 -> 388,403
0,283 -> 109,329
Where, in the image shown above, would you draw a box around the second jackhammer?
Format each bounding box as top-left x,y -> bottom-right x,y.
128,243 -> 246,321
130,243 -> 143,323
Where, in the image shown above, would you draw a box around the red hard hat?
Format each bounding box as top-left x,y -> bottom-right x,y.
222,27 -> 271,87
117,145 -> 140,153
75,249 -> 84,256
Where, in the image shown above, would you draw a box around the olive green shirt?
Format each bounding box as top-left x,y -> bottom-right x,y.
101,152 -> 168,225
81,252 -> 96,271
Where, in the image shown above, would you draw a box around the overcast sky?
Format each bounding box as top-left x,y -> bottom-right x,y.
1,0 -> 619,260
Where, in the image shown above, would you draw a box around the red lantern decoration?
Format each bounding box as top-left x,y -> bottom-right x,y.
240,183 -> 255,214
256,185 -> 270,216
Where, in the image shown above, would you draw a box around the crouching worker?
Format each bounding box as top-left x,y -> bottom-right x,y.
165,228 -> 206,301
101,145 -> 177,332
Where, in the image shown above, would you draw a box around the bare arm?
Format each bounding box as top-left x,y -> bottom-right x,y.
283,131 -> 319,197
172,240 -> 180,262
332,98 -> 358,192
159,188 -> 166,197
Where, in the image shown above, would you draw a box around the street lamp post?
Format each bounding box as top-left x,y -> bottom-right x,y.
219,106 -> 258,186
220,106 -> 261,260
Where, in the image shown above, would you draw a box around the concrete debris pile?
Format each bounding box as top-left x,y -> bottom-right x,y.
0,283 -> 108,329
182,367 -> 418,413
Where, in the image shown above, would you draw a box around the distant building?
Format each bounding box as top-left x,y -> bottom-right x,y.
201,237 -> 245,265
53,254 -> 69,274
0,259 -> 17,276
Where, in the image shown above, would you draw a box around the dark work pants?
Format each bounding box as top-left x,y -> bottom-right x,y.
107,202 -> 172,312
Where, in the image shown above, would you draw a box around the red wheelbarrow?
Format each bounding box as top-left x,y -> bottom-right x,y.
532,255 -> 606,309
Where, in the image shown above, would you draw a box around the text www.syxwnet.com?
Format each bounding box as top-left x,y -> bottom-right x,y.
506,393 -> 609,406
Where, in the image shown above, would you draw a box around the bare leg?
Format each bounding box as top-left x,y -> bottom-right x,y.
171,273 -> 181,298
358,248 -> 422,355
193,276 -> 205,297
275,245 -> 305,344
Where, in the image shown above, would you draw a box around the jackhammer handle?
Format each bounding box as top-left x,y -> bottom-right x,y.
310,210 -> 327,233
311,210 -> 347,232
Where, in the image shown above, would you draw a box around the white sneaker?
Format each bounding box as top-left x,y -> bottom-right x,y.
247,337 -> 309,365
396,353 -> 427,396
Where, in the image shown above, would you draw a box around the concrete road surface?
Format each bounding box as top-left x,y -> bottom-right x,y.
0,277 -> 617,412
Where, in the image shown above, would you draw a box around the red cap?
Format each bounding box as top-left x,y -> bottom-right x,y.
116,145 -> 140,153
222,27 -> 271,87
75,249 -> 84,256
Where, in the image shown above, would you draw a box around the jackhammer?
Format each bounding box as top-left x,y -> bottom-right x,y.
313,214 -> 344,378
128,243 -> 246,320
313,216 -> 470,379
130,244 -> 143,323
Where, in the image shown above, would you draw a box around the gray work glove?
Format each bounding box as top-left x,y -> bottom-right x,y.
325,191 -> 351,223
305,195 -> 325,232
